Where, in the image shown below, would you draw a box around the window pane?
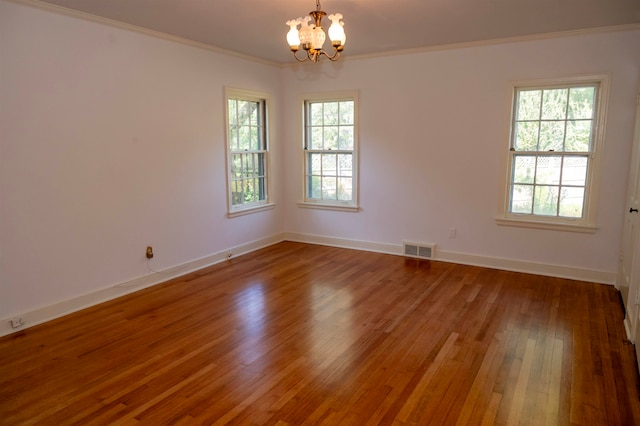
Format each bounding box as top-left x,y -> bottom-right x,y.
514,122 -> 539,151
338,177 -> 352,201
231,180 -> 243,205
559,187 -> 584,218
324,102 -> 339,125
534,185 -> 559,216
310,176 -> 321,198
251,154 -> 257,177
237,100 -> 251,125
310,103 -> 323,125
535,156 -> 562,185
541,89 -> 568,120
250,126 -> 260,150
324,126 -> 339,150
322,176 -> 337,199
565,120 -> 592,152
539,121 -> 565,151
511,184 -> 533,213
339,101 -> 354,125
322,153 -> 337,177
309,127 -> 323,150
516,90 -> 541,121
246,178 -> 258,202
561,156 -> 587,186
243,154 -> 251,177
310,153 -> 322,173
250,153 -> 259,178
568,87 -> 595,119
339,127 -> 354,150
228,125 -> 238,150
232,154 -> 242,178
249,103 -> 259,125
239,126 -> 250,151
338,154 -> 352,177
228,100 -> 237,124
513,155 -> 535,184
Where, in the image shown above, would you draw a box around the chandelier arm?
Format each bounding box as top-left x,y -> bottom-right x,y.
292,50 -> 309,63
320,48 -> 342,61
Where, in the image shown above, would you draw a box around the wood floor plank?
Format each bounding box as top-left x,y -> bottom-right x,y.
1,242 -> 639,425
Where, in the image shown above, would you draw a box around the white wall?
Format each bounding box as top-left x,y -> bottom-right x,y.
0,0 -> 283,321
281,29 -> 640,277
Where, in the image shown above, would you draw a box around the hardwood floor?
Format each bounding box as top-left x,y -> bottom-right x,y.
1,241 -> 639,425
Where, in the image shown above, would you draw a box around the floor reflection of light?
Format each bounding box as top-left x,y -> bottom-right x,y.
308,284 -> 355,376
235,283 -> 265,337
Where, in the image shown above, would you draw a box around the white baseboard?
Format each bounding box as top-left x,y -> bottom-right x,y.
0,233 -> 285,337
435,250 -> 616,285
624,317 -> 633,341
282,232 -> 402,255
2,232 -> 616,337
284,232 -> 617,285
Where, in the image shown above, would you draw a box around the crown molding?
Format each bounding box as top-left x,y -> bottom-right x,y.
323,23 -> 640,66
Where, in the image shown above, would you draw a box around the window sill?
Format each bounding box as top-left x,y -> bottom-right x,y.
227,203 -> 275,218
495,216 -> 597,233
298,202 -> 360,213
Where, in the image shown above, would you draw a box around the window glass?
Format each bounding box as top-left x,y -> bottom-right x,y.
225,89 -> 270,214
303,95 -> 358,209
501,78 -> 605,230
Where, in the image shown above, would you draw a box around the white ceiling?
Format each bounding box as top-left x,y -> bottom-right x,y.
35,0 -> 640,64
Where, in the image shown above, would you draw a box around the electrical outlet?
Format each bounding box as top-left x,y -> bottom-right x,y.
448,227 -> 456,238
10,318 -> 24,329
146,246 -> 154,259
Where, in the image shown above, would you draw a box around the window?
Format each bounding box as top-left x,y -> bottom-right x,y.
301,92 -> 359,211
498,76 -> 608,232
225,88 -> 272,216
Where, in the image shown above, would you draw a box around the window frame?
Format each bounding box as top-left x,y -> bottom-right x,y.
298,91 -> 360,212
497,75 -> 609,233
224,87 -> 274,217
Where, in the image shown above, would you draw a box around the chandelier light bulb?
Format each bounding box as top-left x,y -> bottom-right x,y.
286,19 -> 301,49
311,26 -> 326,50
298,17 -> 313,47
327,14 -> 345,46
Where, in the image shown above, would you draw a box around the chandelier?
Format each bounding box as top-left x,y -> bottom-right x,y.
285,0 -> 346,63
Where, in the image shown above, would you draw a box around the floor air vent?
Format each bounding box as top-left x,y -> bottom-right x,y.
403,242 -> 436,260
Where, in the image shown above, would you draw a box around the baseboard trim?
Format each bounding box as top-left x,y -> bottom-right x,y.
624,317 -> 633,341
282,232 -> 402,255
2,233 -> 616,337
0,233 -> 285,337
284,232 -> 616,285
435,250 -> 616,285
